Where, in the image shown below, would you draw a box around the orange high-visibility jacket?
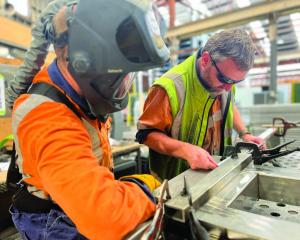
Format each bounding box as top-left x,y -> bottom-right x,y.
12,63 -> 155,240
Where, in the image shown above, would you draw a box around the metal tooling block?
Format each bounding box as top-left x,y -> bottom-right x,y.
162,153 -> 253,223
128,143 -> 300,239
161,152 -> 300,240
195,161 -> 300,239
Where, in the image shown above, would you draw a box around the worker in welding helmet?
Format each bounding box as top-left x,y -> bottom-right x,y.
68,0 -> 169,121
9,0 -> 169,239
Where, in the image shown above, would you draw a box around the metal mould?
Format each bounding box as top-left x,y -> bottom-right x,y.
194,164 -> 300,240
163,153 -> 252,222
230,174 -> 300,224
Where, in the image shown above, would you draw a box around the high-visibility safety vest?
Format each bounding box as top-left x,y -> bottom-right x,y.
149,52 -> 235,180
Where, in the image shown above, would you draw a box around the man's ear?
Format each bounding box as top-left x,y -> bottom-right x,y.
200,51 -> 210,68
54,46 -> 68,62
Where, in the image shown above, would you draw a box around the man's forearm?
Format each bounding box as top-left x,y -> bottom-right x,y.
233,104 -> 247,133
144,131 -> 188,160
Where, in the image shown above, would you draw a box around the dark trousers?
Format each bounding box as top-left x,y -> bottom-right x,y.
10,206 -> 88,240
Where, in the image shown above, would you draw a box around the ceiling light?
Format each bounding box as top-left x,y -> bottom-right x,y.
237,0 -> 251,8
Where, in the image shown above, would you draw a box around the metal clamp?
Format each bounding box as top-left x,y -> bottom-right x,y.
273,117 -> 300,137
230,140 -> 300,166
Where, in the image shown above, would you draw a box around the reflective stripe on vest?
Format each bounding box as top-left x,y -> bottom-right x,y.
224,127 -> 233,138
207,109 -> 222,129
155,66 -> 215,147
81,118 -> 103,164
164,72 -> 185,139
12,94 -> 104,199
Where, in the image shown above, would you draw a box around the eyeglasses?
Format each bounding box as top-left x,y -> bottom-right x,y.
210,56 -> 245,84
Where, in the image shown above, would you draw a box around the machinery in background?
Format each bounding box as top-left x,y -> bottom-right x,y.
253,91 -> 284,104
110,111 -> 130,141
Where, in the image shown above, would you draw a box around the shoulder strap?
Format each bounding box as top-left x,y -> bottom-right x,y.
7,82 -> 81,192
28,82 -> 81,118
6,142 -> 21,192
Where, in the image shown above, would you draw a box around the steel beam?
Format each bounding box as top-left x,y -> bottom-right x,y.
167,0 -> 300,39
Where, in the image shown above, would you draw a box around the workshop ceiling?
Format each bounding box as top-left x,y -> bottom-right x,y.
6,0 -> 300,62
157,0 -> 300,59
3,0 -> 300,85
156,0 -> 300,85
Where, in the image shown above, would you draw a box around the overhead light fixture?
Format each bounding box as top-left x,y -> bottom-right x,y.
248,21 -> 269,56
189,0 -> 212,17
236,0 -> 251,8
277,39 -> 284,44
291,13 -> 300,44
249,21 -> 267,39
7,0 -> 28,17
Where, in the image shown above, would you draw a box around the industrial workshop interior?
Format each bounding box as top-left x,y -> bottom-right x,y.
0,0 -> 300,239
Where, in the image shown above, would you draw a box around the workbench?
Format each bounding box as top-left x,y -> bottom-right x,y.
111,142 -> 143,177
127,128 -> 300,239
112,142 -> 142,166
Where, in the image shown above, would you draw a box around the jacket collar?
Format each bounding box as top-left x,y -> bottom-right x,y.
48,61 -> 91,113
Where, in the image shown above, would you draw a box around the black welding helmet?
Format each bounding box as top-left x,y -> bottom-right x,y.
68,0 -> 169,120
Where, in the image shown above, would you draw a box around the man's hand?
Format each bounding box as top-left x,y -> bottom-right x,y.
120,174 -> 161,192
182,143 -> 218,170
242,134 -> 266,150
120,174 -> 161,203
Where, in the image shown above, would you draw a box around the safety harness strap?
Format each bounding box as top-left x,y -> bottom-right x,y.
7,82 -> 80,212
27,82 -> 81,118
6,142 -> 21,193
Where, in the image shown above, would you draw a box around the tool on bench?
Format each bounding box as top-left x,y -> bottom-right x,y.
262,117 -> 300,138
272,117 -> 300,137
228,140 -> 300,166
